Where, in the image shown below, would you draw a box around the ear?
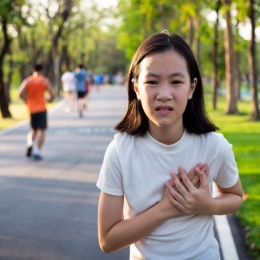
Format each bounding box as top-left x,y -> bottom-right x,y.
133,82 -> 141,100
188,78 -> 197,100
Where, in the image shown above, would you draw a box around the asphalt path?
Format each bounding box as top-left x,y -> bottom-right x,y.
0,86 -> 251,260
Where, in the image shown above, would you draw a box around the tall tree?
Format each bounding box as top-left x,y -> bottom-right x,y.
0,10 -> 12,118
247,0 -> 260,120
0,0 -> 26,118
212,0 -> 221,109
221,0 -> 239,114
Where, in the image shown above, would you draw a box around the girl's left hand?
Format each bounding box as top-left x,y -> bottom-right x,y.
166,166 -> 214,215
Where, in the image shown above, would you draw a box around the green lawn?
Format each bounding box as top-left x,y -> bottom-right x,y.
205,93 -> 260,259
1,88 -> 260,258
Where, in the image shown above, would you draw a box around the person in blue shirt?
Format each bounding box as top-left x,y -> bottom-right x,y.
74,64 -> 87,117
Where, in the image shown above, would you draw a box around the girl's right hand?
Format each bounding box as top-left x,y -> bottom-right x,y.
169,163 -> 209,189
159,164 -> 209,219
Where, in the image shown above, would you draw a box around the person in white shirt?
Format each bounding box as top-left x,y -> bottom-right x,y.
61,69 -> 75,112
96,31 -> 243,260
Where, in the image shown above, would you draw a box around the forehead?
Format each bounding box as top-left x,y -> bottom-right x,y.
139,50 -> 189,77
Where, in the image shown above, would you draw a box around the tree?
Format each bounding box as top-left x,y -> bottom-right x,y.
247,0 -> 260,120
0,0 -> 30,118
212,0 -> 221,109
0,11 -> 12,118
221,0 -> 239,114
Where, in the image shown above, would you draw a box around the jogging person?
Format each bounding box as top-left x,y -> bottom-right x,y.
19,64 -> 55,160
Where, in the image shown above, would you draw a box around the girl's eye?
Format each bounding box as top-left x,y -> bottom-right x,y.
172,80 -> 182,84
147,81 -> 157,85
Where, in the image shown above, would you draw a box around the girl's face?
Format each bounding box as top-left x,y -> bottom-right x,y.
134,50 -> 197,137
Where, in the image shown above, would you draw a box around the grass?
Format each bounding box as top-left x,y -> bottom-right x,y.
0,89 -> 58,130
1,87 -> 260,258
205,91 -> 260,259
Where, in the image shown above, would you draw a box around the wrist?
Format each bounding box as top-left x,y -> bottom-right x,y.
155,201 -> 181,221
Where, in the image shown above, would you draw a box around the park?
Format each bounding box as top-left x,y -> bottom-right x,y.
0,0 -> 260,259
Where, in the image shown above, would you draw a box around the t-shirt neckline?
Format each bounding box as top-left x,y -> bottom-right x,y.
143,129 -> 191,153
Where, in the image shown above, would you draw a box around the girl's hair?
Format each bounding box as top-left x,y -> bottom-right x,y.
115,31 -> 219,136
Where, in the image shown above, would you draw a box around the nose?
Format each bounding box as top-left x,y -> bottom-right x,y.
156,84 -> 172,101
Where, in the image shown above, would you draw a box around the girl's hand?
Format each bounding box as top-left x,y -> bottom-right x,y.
166,166 -> 213,215
168,163 -> 209,190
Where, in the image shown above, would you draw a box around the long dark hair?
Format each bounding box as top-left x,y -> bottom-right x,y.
115,32 -> 219,136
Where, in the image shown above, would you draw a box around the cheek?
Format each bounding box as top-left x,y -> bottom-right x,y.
175,90 -> 190,103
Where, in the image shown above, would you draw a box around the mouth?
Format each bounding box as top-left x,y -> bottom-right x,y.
155,106 -> 173,112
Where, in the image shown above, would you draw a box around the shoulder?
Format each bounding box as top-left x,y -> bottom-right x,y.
61,72 -> 68,78
22,76 -> 32,85
203,132 -> 235,164
207,132 -> 232,149
114,132 -> 136,148
194,131 -> 230,147
40,76 -> 50,86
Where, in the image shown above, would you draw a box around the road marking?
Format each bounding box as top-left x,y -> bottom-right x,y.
213,183 -> 239,260
56,129 -> 70,135
0,100 -> 64,136
215,215 -> 239,260
54,127 -> 115,135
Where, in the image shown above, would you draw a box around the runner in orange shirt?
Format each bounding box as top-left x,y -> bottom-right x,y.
19,64 -> 55,160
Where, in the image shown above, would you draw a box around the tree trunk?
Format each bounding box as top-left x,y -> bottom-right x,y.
235,21 -> 242,100
221,0 -> 239,114
188,17 -> 194,48
248,0 -> 260,120
193,17 -> 200,65
0,17 -> 12,118
5,54 -> 13,104
212,0 -> 221,109
45,0 -> 73,92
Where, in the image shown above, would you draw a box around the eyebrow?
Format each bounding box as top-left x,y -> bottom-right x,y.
146,72 -> 186,78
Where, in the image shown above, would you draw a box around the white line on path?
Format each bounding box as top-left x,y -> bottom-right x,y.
213,183 -> 239,260
0,100 -> 64,136
214,215 -> 239,260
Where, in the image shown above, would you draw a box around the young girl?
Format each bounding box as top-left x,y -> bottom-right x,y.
96,32 -> 243,260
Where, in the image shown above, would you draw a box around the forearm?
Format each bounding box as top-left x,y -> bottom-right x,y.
209,192 -> 243,215
99,202 -> 177,253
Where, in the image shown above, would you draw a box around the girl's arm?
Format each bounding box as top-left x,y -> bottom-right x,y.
166,167 -> 243,215
98,190 -> 181,253
98,164 -> 208,253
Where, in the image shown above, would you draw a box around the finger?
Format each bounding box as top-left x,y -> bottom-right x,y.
166,182 -> 186,204
167,171 -> 178,188
190,164 -> 209,187
169,172 -> 189,197
201,164 -> 209,175
178,167 -> 195,192
195,167 -> 209,188
186,163 -> 201,181
190,174 -> 200,187
168,194 -> 186,213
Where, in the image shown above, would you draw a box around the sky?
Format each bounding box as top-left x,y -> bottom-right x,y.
82,0 -> 118,9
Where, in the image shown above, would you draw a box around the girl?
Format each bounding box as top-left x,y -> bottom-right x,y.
96,31 -> 243,260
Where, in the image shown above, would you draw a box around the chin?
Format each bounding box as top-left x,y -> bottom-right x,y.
151,121 -> 172,128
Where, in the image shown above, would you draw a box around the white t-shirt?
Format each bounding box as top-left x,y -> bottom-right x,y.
96,130 -> 239,260
61,71 -> 75,91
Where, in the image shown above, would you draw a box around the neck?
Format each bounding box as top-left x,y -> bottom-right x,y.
148,124 -> 184,145
32,72 -> 41,77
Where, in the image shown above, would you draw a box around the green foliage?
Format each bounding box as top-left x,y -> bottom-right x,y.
206,92 -> 260,259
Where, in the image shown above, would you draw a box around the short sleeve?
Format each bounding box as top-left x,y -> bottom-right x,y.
212,135 -> 239,188
96,140 -> 124,196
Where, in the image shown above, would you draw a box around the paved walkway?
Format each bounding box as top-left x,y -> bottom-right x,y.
0,86 -> 250,260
